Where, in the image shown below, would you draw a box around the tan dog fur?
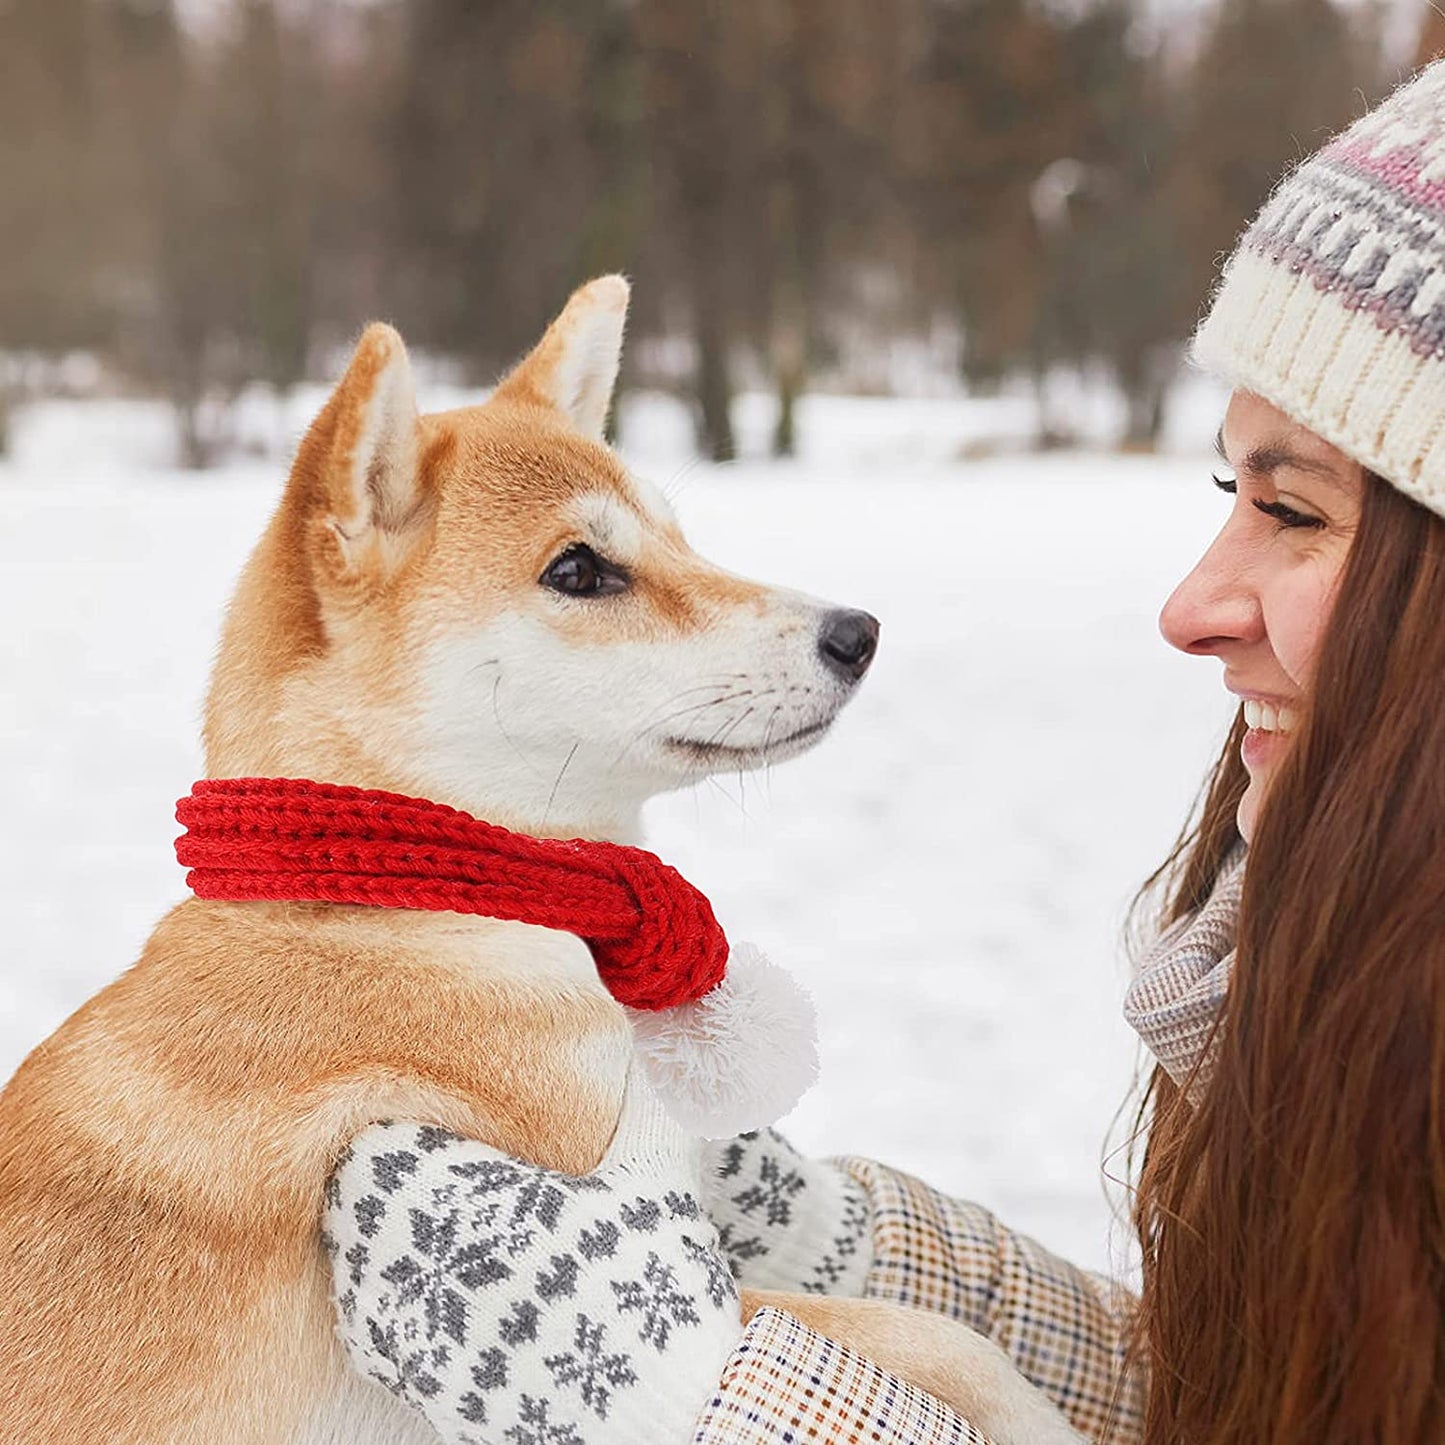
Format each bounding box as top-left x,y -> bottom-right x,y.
0,277 -> 1078,1444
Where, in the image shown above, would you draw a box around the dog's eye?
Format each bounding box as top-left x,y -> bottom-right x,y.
540,544 -> 629,598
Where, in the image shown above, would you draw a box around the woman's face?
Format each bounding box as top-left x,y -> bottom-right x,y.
1160,390 -> 1363,841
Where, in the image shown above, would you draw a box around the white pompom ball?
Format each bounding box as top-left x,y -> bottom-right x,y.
629,942 -> 819,1138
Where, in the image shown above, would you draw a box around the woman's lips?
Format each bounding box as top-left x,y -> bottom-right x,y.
1241,725 -> 1288,770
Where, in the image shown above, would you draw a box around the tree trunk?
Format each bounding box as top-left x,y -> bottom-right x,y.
771,296 -> 806,458
171,366 -> 222,470
773,360 -> 803,459
769,253 -> 807,459
694,289 -> 735,463
765,0 -> 807,460
175,394 -> 211,470
1121,383 -> 1166,452
1117,349 -> 1172,452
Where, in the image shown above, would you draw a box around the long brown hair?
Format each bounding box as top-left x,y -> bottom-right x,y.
1132,471 -> 1445,1442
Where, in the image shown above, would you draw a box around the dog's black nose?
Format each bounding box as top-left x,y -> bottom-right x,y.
818,609 -> 880,682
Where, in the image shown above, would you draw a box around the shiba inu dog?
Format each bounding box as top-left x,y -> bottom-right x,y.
0,278 -> 1078,1444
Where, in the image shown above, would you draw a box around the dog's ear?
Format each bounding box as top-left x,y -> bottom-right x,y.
298,322 -> 429,587
493,275 -> 629,442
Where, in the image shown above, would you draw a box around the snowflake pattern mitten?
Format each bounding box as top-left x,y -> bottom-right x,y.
324,1073 -> 743,1445
702,1128 -> 873,1295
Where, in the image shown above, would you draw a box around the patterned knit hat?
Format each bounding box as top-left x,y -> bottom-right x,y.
1194,61 -> 1445,519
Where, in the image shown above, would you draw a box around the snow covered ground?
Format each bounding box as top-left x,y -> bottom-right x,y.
0,385 -> 1235,1281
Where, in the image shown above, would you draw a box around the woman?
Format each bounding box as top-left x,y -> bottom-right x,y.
324,63 -> 1445,1444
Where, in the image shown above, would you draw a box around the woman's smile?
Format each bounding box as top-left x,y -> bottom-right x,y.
1161,390 -> 1363,840
1233,692 -> 1299,771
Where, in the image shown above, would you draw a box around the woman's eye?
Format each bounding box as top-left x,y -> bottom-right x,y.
1214,473 -> 1323,530
540,544 -> 629,597
1252,499 -> 1325,531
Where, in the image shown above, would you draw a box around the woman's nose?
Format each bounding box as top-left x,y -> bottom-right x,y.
1159,531 -> 1262,656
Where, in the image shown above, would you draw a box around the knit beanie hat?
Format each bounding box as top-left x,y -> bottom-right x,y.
1194,61 -> 1445,519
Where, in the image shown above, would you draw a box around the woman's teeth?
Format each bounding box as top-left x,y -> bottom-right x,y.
1243,699 -> 1298,734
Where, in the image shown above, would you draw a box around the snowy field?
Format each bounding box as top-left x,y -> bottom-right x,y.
0,384 -> 1234,1281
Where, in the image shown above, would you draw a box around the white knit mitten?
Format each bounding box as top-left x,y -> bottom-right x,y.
703,1129 -> 873,1295
325,1073 -> 743,1445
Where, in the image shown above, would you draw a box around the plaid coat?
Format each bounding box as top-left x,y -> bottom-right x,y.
692,1156 -> 1146,1445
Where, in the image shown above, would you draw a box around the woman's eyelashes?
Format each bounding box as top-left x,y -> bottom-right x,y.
1253,498 -> 1326,530
1212,473 -> 1325,530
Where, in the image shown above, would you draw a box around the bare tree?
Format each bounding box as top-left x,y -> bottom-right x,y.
635,0 -> 745,461
0,0 -> 112,451
0,0 -> 1400,469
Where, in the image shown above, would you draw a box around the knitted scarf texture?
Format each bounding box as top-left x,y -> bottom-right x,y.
1122,849 -> 1247,1105
175,777 -> 727,1012
174,776 -> 820,1137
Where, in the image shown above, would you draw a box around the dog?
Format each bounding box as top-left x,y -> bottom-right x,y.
0,277 -> 1080,1444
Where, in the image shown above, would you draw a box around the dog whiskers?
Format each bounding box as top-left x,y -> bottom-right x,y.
660,457 -> 702,506
491,672 -> 548,780
761,701 -> 785,801
605,683 -> 759,774
542,741 -> 580,830
621,679 -> 750,742
704,772 -> 751,819
633,682 -> 752,735
703,702 -> 758,758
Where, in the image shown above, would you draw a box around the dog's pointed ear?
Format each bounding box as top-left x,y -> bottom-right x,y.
298,322 -> 429,585
494,275 -> 629,442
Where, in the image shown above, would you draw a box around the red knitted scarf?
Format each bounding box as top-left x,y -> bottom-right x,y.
174,778 -> 728,1012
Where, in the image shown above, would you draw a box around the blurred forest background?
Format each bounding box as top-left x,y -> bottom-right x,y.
1,0 -> 1441,467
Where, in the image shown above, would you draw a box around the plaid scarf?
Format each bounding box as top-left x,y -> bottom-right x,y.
1122,850 -> 1247,1104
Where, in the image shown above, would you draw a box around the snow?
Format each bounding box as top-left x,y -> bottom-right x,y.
0,386 -> 1235,1282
